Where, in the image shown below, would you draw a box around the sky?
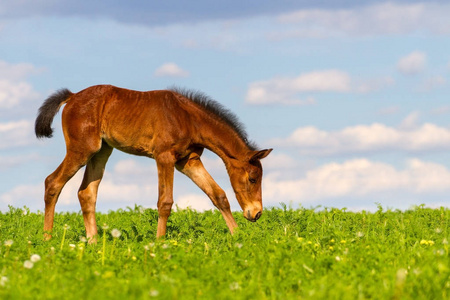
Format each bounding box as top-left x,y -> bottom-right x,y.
1,0 -> 450,214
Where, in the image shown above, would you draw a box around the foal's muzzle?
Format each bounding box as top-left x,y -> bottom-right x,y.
246,210 -> 262,222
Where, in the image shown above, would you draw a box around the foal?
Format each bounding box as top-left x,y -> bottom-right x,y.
35,85 -> 272,240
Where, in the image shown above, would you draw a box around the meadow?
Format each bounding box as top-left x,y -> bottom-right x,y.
0,204 -> 448,299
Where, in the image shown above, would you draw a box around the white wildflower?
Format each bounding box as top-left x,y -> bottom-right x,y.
4,240 -> 13,247
23,260 -> 34,269
30,254 -> 41,263
229,282 -> 240,291
111,229 -> 121,238
396,269 -> 407,284
0,276 -> 8,286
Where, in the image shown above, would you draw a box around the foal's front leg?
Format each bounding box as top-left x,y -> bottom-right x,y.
176,154 -> 238,234
155,153 -> 176,238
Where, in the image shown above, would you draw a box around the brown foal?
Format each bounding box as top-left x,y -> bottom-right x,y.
35,85 -> 272,241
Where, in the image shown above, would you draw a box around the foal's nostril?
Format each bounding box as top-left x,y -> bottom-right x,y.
246,210 -> 262,222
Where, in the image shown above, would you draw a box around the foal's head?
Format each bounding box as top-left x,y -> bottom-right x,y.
229,148 -> 272,222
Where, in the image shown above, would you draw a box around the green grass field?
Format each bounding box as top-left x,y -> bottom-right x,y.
0,205 -> 448,299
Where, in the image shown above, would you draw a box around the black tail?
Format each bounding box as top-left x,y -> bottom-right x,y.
35,88 -> 73,139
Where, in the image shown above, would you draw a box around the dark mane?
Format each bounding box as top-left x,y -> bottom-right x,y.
169,87 -> 257,151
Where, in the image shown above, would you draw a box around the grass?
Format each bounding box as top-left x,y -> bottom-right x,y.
0,204 -> 448,299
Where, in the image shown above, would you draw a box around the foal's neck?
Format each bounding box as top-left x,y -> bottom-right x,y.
201,123 -> 251,165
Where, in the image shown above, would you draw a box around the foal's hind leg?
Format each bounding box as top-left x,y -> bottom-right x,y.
43,151 -> 92,240
78,143 -> 113,243
176,153 -> 238,234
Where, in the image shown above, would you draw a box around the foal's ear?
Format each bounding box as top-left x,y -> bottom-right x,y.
249,149 -> 273,161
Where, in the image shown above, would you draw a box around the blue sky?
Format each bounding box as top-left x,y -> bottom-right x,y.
1,0 -> 450,213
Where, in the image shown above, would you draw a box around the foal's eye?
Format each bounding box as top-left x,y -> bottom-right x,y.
249,178 -> 257,184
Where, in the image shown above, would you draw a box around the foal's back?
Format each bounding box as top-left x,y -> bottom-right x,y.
61,85 -> 197,158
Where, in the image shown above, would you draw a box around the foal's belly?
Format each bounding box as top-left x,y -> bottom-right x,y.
103,135 -> 156,158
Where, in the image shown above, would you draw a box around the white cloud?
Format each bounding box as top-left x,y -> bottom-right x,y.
0,153 -> 39,170
355,76 -> 395,93
112,158 -> 158,180
0,120 -> 35,149
193,155 -> 224,173
0,80 -> 39,109
431,106 -> 450,115
397,51 -> 427,75
0,60 -> 41,81
246,69 -> 396,105
175,194 -> 214,211
154,62 -> 189,77
0,60 -> 40,109
262,153 -> 300,171
0,184 -> 42,206
276,2 -> 450,37
263,158 -> 450,204
399,111 -> 420,130
420,75 -> 446,91
377,105 -> 400,116
272,122 -> 450,155
246,70 -> 350,105
58,170 -> 153,206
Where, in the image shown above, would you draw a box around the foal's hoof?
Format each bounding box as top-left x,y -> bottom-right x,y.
43,233 -> 52,241
87,236 -> 98,245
